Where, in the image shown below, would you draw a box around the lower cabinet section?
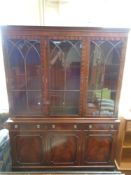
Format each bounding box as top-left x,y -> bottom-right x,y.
8,120 -> 118,170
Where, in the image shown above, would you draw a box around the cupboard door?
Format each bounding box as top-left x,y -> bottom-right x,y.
47,131 -> 81,165
11,132 -> 45,166
3,38 -> 44,115
47,38 -> 82,116
86,39 -> 124,117
82,131 -> 116,165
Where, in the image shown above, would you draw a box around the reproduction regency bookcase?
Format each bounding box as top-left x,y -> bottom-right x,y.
1,26 -> 129,171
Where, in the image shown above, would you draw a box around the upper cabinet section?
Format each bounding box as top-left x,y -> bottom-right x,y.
1,26 -> 129,118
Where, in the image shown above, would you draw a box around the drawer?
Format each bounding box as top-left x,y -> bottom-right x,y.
126,121 -> 131,131
10,123 -> 47,130
82,123 -> 117,130
47,123 -> 80,130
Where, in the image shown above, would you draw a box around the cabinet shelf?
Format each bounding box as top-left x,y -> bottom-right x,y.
121,157 -> 131,163
116,118 -> 131,170
115,160 -> 131,170
122,145 -> 131,148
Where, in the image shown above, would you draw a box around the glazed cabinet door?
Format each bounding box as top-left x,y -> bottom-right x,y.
85,37 -> 126,117
10,131 -> 46,168
46,131 -> 81,166
82,131 -> 117,166
47,37 -> 84,116
2,36 -> 44,115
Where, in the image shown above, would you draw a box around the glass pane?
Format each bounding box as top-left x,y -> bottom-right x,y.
28,91 -> 42,114
49,91 -> 64,115
65,91 -> 79,114
6,39 -> 42,115
87,90 -> 116,115
87,40 -> 122,116
11,91 -> 42,115
49,91 -> 79,115
48,40 -> 82,115
26,41 -> 41,90
12,91 -> 27,114
66,62 -> 80,90
6,39 -> 26,90
27,64 -> 41,90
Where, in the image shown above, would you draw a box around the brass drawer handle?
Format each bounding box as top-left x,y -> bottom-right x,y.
88,124 -> 92,129
52,124 -> 56,129
36,124 -> 40,129
74,124 -> 77,129
14,124 -> 18,129
110,124 -> 114,129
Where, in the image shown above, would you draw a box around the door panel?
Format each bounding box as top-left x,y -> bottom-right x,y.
47,131 -> 81,165
83,131 -> 116,165
12,133 -> 44,165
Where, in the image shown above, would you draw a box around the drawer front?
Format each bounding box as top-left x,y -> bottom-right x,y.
82,123 -> 118,130
47,123 -> 80,130
10,123 -> 47,130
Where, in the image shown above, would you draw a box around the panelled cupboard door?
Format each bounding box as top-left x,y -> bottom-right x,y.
2,36 -> 45,116
46,37 -> 85,116
82,131 -> 117,166
46,131 -> 81,165
85,37 -> 126,118
11,132 -> 46,166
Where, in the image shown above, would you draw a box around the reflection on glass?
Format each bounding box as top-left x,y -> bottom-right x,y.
6,39 -> 42,114
87,40 -> 122,116
48,40 -> 82,115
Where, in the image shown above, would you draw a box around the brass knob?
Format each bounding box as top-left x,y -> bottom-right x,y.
110,124 -> 114,129
74,124 -> 77,129
36,124 -> 40,129
88,124 -> 92,129
52,124 -> 55,129
14,124 -> 18,129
